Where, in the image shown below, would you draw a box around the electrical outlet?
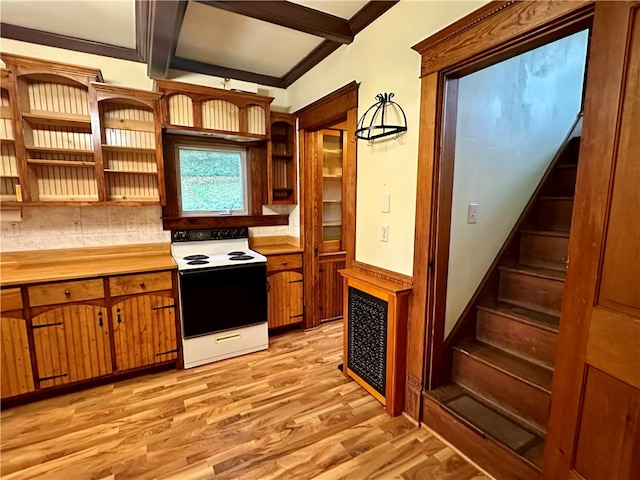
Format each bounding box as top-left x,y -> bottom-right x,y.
8,222 -> 20,237
72,221 -> 81,233
380,225 -> 389,242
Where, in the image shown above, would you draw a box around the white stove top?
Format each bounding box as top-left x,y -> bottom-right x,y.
171,237 -> 266,271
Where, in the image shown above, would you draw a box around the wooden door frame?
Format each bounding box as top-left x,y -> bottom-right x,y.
294,82 -> 359,330
405,0 -> 595,421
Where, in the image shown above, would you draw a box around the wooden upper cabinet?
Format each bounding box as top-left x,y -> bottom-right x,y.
154,79 -> 273,141
91,83 -> 166,204
1,53 -> 102,204
0,68 -> 21,203
268,112 -> 297,205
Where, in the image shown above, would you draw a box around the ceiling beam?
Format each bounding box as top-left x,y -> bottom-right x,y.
147,0 -> 188,78
171,57 -> 286,88
196,0 -> 354,44
135,0 -> 151,62
349,1 -> 399,35
0,23 -> 142,62
281,40 -> 341,88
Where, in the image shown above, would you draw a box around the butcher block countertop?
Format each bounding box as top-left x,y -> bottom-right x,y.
0,243 -> 176,287
250,235 -> 303,256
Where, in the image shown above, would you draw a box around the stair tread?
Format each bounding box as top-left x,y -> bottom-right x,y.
454,340 -> 553,393
499,264 -> 566,281
478,300 -> 560,332
426,384 -> 544,468
520,229 -> 570,238
539,195 -> 574,200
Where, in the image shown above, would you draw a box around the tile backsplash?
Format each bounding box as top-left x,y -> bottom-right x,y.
0,205 -> 299,252
0,205 -> 169,252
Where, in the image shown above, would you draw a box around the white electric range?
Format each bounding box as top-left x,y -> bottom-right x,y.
171,228 -> 268,369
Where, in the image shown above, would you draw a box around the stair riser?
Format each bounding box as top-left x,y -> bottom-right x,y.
476,309 -> 558,368
537,199 -> 574,231
498,270 -> 564,316
519,234 -> 569,270
453,350 -> 550,433
548,167 -> 577,197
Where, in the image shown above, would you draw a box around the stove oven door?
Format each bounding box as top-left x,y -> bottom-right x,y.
179,263 -> 267,338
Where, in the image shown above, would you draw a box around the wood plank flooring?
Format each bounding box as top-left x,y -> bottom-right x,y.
1,321 -> 491,480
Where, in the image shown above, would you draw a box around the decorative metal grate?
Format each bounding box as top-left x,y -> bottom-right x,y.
347,286 -> 388,396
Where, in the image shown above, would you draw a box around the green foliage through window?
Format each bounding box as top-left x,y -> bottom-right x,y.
178,147 -> 246,212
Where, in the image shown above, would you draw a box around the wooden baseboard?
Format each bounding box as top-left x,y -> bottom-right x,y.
421,391 -> 542,480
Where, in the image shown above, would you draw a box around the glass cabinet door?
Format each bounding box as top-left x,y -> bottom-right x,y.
321,129 -> 344,251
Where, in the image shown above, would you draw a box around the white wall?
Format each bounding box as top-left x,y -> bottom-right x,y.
287,1 -> 489,276
443,30 -> 588,336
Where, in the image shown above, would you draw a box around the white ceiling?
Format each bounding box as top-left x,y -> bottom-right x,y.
176,2 -> 325,78
0,0 -> 391,87
0,0 -> 136,49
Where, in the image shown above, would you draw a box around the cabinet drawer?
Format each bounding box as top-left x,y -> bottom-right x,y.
109,271 -> 173,297
1,288 -> 23,312
267,253 -> 303,272
28,279 -> 104,307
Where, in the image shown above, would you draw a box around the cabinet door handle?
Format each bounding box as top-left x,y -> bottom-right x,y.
98,311 -> 103,327
116,308 -> 122,323
64,290 -> 71,296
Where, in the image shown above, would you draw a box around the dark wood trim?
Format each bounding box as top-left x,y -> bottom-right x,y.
0,24 -> 143,63
162,215 -> 289,230
413,1 -> 593,77
343,108 -> 358,269
351,260 -> 413,289
281,40 -> 341,88
425,78 -> 458,389
170,57 -> 285,88
196,0 -> 354,44
412,1 -> 516,55
348,1 -> 399,35
147,0 -> 188,78
135,0 -> 151,62
295,81 -> 359,131
405,73 -> 444,420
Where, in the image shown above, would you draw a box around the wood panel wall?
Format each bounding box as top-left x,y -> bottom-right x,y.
167,94 -> 193,127
201,99 -> 240,132
246,105 -> 266,135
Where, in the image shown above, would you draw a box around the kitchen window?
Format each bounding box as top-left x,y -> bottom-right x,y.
176,144 -> 248,215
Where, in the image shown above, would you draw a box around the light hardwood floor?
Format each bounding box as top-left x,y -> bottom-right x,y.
1,321 -> 491,480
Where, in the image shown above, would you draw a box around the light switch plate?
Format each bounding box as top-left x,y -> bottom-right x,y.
468,204 -> 479,224
381,193 -> 390,213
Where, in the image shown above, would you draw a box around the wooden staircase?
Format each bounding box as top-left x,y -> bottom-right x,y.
423,121 -> 581,479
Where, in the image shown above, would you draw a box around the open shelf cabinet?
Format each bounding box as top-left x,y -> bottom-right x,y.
92,83 -> 165,204
1,69 -> 20,202
268,112 -> 297,204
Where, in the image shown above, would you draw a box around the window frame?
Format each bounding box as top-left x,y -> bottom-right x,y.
175,142 -> 249,216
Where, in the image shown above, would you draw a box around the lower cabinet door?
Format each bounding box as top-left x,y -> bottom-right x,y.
268,271 -> 303,328
1,316 -> 35,398
319,256 -> 345,321
32,305 -> 112,388
112,294 -> 177,371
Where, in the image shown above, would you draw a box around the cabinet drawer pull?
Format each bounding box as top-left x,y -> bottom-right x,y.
281,261 -> 287,265
64,290 -> 71,296
139,281 -> 145,287
116,308 -> 122,323
155,348 -> 178,357
151,304 -> 175,311
32,322 -> 63,329
98,311 -> 103,327
39,373 -> 68,382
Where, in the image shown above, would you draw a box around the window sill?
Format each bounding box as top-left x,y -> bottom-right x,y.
162,214 -> 289,230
